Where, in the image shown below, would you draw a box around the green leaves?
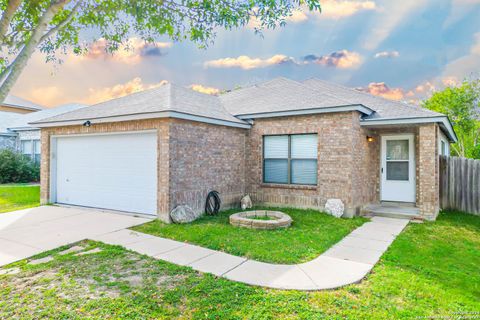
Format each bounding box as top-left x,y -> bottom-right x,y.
0,0 -> 321,90
422,79 -> 480,158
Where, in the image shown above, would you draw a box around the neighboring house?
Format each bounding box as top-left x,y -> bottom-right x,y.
0,102 -> 86,162
0,95 -> 43,114
0,94 -> 44,151
32,78 -> 456,221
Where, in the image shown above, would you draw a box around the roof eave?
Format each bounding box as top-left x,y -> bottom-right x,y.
235,104 -> 374,120
1,103 -> 42,111
360,116 -> 458,143
31,111 -> 251,129
8,126 -> 39,131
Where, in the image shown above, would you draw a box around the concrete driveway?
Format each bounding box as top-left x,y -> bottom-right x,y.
0,206 -> 152,267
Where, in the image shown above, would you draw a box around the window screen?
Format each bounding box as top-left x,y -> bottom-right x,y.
263,134 -> 317,185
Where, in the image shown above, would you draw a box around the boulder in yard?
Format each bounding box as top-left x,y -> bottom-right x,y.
170,205 -> 202,223
241,195 -> 253,210
325,199 -> 344,218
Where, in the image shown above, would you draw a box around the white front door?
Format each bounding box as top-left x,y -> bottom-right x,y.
52,132 -> 158,215
380,134 -> 415,203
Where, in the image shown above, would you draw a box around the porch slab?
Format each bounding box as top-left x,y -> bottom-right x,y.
364,204 -> 421,220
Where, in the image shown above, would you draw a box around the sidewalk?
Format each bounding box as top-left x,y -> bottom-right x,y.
92,216 -> 409,290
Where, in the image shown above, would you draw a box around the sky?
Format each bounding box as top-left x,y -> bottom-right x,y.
10,0 -> 480,108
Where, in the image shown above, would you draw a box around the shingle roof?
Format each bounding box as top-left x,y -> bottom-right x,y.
30,77 -> 451,138
10,103 -> 87,130
33,83 -> 247,126
302,78 -> 442,120
2,95 -> 44,111
220,77 -> 364,116
0,111 -> 22,134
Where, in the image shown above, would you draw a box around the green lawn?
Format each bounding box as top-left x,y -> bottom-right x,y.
132,207 -> 367,264
0,184 -> 40,214
0,211 -> 478,319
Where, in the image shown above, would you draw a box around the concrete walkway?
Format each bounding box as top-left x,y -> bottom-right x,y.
0,206 -> 409,290
0,206 -> 152,266
92,216 -> 409,290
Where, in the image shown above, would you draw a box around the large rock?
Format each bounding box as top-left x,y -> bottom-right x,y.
324,199 -> 344,218
240,195 -> 253,210
170,205 -> 202,224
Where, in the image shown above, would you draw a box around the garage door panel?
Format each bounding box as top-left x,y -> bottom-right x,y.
54,132 -> 157,215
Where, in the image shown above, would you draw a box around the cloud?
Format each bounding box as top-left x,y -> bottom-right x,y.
204,55 -> 294,70
79,38 -> 172,65
23,86 -> 63,107
356,82 -> 405,100
288,9 -> 309,22
320,0 -> 376,18
85,77 -> 168,104
415,81 -> 436,93
441,32 -> 480,82
362,0 -> 430,50
374,50 -> 399,59
189,84 -> 221,95
204,50 -> 362,70
441,77 -> 460,87
246,0 -> 374,28
301,50 -> 362,69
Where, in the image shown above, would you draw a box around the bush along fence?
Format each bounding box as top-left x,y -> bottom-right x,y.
439,156 -> 480,215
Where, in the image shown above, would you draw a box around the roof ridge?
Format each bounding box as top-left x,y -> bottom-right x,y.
300,78 -> 360,106
307,78 -> 431,112
90,82 -> 170,108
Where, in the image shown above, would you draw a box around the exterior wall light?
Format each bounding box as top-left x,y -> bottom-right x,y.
366,136 -> 374,142
83,120 -> 91,127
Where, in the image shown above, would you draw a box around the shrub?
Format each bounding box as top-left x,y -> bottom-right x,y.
0,149 -> 40,183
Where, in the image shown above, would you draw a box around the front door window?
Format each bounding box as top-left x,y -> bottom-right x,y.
386,140 -> 409,181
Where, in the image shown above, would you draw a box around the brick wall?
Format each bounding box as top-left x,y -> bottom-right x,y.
168,119 -> 247,215
245,112 -> 368,214
362,124 -> 440,218
39,119 -> 171,220
418,123 -> 440,219
40,118 -> 246,222
39,115 -> 441,220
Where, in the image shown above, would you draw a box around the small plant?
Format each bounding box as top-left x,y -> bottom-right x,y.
0,149 -> 40,184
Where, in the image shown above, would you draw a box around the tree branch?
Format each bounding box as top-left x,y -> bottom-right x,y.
39,0 -> 83,44
0,0 -> 22,42
0,0 -> 71,103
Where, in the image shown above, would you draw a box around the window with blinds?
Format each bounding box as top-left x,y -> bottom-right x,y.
263,134 -> 318,185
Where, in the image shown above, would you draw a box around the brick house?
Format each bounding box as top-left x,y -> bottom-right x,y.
1,101 -> 85,162
32,78 -> 456,221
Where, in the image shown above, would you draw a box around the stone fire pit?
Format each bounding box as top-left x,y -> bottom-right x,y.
229,210 -> 292,230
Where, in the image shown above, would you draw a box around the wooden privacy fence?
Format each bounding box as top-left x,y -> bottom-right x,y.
439,155 -> 480,215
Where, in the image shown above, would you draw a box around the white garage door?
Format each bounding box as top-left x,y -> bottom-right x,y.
53,132 -> 157,215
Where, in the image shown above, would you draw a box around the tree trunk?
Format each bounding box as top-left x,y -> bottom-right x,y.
0,0 -> 71,103
0,0 -> 22,42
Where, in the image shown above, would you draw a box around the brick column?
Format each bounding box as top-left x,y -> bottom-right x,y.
417,124 -> 439,219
